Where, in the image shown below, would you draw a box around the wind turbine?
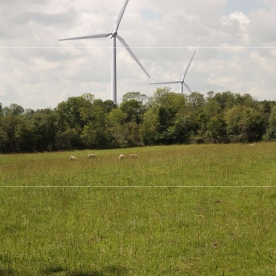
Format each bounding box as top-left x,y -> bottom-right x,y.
150,50 -> 196,94
59,0 -> 150,104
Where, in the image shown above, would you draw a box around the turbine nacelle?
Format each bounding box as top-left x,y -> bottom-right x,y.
149,50 -> 196,94
111,31 -> 117,38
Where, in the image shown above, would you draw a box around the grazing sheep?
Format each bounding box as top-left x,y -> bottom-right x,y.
88,154 -> 97,158
119,154 -> 125,159
70,155 -> 78,160
129,154 -> 138,158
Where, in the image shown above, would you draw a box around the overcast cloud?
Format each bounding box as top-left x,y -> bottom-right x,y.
0,0 -> 276,109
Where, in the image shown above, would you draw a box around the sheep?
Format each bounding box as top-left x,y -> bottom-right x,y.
129,154 -> 138,158
88,154 -> 97,158
119,154 -> 125,159
70,155 -> 78,160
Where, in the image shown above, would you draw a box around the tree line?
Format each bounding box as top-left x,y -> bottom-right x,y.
0,89 -> 276,153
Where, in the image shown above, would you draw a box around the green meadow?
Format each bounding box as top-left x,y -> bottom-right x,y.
0,143 -> 276,275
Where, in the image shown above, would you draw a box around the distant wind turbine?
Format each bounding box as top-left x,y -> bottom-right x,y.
150,50 -> 196,94
59,0 -> 150,104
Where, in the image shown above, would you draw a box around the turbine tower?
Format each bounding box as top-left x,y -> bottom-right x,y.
59,0 -> 150,104
150,50 -> 196,94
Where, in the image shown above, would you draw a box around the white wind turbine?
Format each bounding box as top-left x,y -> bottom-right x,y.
150,50 -> 196,94
59,0 -> 150,104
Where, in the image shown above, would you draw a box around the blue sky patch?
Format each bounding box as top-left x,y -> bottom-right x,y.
224,0 -> 266,15
140,9 -> 163,23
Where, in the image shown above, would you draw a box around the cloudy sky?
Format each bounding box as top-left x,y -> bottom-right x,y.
1,0 -> 276,109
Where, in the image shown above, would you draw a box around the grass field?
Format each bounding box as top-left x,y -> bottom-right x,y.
0,143 -> 276,275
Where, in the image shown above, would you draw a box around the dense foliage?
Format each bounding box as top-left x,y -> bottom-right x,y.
0,89 -> 275,153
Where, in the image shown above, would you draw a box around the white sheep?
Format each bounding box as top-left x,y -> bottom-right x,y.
129,154 -> 138,158
70,155 -> 78,160
88,154 -> 97,158
119,154 -> 125,159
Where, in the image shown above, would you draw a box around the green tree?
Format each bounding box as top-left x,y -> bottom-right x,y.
16,117 -> 35,152
0,115 -> 20,152
186,91 -> 205,109
81,92 -> 95,103
55,96 -> 94,149
206,115 -> 227,142
102,100 -> 117,113
24,108 -> 35,117
122,92 -> 148,105
139,109 -> 158,145
148,88 -> 186,110
56,128 -> 81,150
146,88 -> 187,144
124,121 -> 141,147
225,106 -> 266,142
81,103 -> 109,149
264,106 -> 276,140
106,109 -> 128,147
211,91 -> 236,109
57,96 -> 93,128
120,99 -> 145,124
31,109 -> 61,151
2,104 -> 24,116
10,104 -> 24,116
235,93 -> 258,108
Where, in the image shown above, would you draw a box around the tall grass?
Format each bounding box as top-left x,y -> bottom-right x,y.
1,143 -> 275,187
0,143 -> 275,275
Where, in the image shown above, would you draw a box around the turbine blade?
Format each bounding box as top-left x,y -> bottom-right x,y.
59,33 -> 112,41
182,50 -> 196,81
184,82 -> 192,93
149,81 -> 179,85
114,0 -> 130,32
117,35 -> 150,78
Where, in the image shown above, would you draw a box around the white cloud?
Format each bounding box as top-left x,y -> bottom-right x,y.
221,11 -> 251,44
221,11 -> 250,33
249,10 -> 276,44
